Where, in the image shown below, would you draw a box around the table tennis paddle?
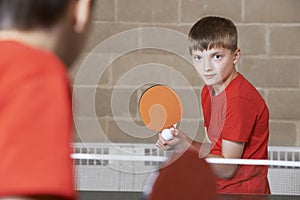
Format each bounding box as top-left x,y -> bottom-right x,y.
143,148 -> 218,200
139,84 -> 183,140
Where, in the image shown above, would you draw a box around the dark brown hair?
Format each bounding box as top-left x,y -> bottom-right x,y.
0,0 -> 71,30
188,16 -> 238,53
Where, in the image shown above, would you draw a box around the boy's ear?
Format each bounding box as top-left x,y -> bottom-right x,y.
233,49 -> 241,65
73,0 -> 92,33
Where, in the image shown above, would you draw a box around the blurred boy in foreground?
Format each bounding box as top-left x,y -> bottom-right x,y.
0,0 -> 93,199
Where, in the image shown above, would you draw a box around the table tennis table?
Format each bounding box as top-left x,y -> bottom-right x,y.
219,194 -> 300,200
79,191 -> 300,200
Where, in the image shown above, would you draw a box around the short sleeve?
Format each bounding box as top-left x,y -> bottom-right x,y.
221,97 -> 257,143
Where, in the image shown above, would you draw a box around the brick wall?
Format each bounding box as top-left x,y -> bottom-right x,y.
71,0 -> 300,146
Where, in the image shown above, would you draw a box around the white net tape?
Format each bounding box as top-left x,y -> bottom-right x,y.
72,153 -> 300,168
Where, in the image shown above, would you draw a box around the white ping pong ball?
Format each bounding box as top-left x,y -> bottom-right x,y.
161,129 -> 173,141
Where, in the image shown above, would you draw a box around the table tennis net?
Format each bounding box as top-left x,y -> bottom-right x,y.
72,143 -> 300,195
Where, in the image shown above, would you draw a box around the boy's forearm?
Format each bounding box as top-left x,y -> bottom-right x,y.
190,140 -> 238,180
205,153 -> 239,180
190,140 -> 202,150
174,134 -> 239,180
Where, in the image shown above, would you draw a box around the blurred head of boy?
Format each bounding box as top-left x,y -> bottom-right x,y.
189,16 -> 241,95
0,0 -> 93,66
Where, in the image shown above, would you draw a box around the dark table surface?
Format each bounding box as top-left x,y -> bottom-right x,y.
79,191 -> 300,200
219,194 -> 300,200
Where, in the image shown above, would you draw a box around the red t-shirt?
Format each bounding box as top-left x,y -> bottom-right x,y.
0,41 -> 75,199
202,73 -> 270,194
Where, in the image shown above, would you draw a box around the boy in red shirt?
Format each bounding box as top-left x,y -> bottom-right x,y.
0,0 -> 93,199
156,16 -> 270,194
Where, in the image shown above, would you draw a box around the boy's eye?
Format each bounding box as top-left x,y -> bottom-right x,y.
214,54 -> 222,60
193,55 -> 202,61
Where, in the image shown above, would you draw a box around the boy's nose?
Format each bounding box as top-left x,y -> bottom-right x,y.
204,61 -> 213,71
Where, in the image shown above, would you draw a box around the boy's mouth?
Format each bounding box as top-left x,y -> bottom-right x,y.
203,74 -> 216,79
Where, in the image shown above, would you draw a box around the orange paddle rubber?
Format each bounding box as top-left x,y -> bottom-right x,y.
139,85 -> 182,132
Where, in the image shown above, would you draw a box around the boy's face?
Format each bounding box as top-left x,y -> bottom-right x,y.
191,47 -> 240,89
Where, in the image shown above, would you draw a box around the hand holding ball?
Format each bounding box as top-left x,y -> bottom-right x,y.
161,129 -> 173,141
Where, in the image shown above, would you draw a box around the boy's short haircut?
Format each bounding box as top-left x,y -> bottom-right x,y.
188,16 -> 238,53
0,0 -> 71,30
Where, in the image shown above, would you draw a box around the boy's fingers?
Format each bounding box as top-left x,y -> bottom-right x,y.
156,134 -> 174,151
158,134 -> 168,145
171,129 -> 179,136
156,139 -> 168,149
156,141 -> 171,151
